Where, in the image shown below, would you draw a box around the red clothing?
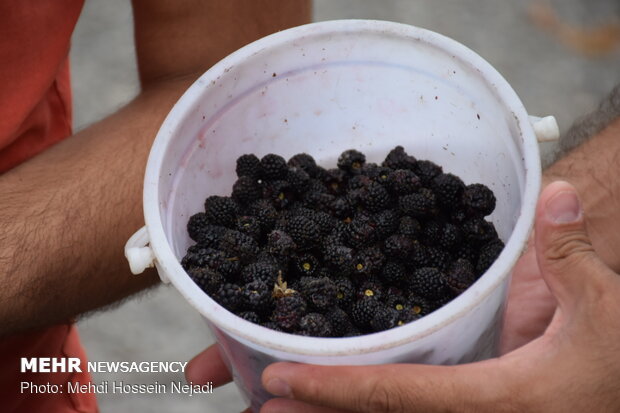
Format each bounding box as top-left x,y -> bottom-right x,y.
0,2 -> 97,412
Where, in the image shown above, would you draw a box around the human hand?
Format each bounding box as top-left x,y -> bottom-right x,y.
258,181 -> 620,413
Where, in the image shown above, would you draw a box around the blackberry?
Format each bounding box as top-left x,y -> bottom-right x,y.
242,280 -> 274,313
231,176 -> 261,205
382,146 -> 416,170
385,295 -> 410,313
422,220 -> 443,246
187,266 -> 224,295
424,246 -> 452,271
357,279 -> 384,301
261,321 -> 284,332
386,169 -> 421,195
476,239 -> 505,275
444,258 -> 477,293
299,277 -> 337,311
463,183 -> 496,217
260,154 -> 288,180
324,168 -> 348,194
215,283 -> 243,311
246,199 -> 278,232
438,222 -> 463,251
384,235 -> 414,260
399,188 -> 438,218
325,307 -> 356,336
301,209 -> 336,235
413,160 -> 443,185
454,244 -> 478,264
240,261 -> 280,285
396,309 -> 422,326
236,215 -> 262,240
364,165 -> 392,185
408,267 -> 449,300
187,215 -> 226,247
236,154 -> 261,178
407,294 -> 434,316
351,298 -> 381,330
306,178 -> 329,194
267,230 -> 296,256
353,247 -> 386,276
398,216 -> 422,238
204,196 -> 239,227
329,196 -> 353,219
299,313 -> 333,337
272,294 -> 307,331
187,212 -> 209,242
287,153 -> 319,177
337,149 -> 366,173
359,181 -> 391,212
181,246 -> 240,279
263,179 -> 294,209
408,240 -> 428,267
286,215 -> 321,250
344,215 -> 376,249
342,328 -> 363,337
293,253 -> 320,277
370,307 -> 400,332
372,209 -> 399,240
344,188 -> 363,211
324,244 -> 354,275
239,311 -> 261,324
450,207 -> 468,224
286,167 -> 310,193
347,174 -> 372,191
432,173 -> 465,208
220,230 -> 259,262
430,295 -> 455,312
300,189 -> 334,210
380,261 -> 407,285
385,285 -> 405,298
461,218 -> 499,246
333,277 -> 356,309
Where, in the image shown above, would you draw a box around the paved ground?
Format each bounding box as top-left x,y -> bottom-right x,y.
72,0 -> 619,412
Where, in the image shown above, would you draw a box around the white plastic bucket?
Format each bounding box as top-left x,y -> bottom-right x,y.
125,20 -> 556,412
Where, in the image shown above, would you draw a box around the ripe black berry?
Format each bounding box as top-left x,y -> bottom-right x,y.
260,154 -> 288,180
463,183 -> 496,217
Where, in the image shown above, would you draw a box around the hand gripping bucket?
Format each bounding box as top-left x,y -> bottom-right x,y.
125,20 -> 557,411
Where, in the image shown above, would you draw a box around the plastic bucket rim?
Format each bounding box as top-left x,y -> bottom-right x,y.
143,19 -> 541,356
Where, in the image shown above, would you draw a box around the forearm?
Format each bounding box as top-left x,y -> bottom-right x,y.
0,80 -> 188,335
543,94 -> 620,271
0,0 -> 311,335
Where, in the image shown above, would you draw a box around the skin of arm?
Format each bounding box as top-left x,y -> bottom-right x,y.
0,0 -> 311,336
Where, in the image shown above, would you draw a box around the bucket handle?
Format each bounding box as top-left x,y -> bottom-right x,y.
529,115 -> 559,142
124,226 -> 157,276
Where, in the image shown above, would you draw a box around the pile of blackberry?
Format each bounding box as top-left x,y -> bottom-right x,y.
182,146 -> 504,337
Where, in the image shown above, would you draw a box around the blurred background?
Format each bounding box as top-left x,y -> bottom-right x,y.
73,0 -> 620,411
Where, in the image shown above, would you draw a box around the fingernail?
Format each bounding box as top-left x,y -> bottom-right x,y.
546,190 -> 581,223
264,378 -> 291,397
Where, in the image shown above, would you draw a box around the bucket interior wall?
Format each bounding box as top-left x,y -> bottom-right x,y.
156,28 -> 526,266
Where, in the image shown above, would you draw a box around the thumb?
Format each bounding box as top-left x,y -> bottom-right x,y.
534,181 -> 608,311
261,360 -> 510,413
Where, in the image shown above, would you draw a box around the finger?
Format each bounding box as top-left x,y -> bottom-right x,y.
185,344 -> 232,387
261,398 -> 354,413
262,360 -> 510,413
534,181 -> 611,310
